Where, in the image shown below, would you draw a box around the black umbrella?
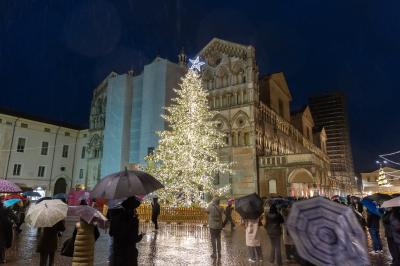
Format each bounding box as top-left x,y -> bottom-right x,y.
268,198 -> 291,208
23,191 -> 41,197
235,193 -> 263,219
90,169 -> 164,200
365,193 -> 392,205
287,197 -> 369,266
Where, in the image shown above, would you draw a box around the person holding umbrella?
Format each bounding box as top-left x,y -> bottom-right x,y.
366,202 -> 383,254
390,207 -> 400,266
109,196 -> 143,265
222,199 -> 235,231
71,218 -> 100,266
265,204 -> 284,266
235,193 -> 264,263
36,220 -> 65,266
243,216 -> 263,263
206,197 -> 224,259
0,199 -> 13,264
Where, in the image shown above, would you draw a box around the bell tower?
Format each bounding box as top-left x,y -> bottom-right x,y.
178,47 -> 187,67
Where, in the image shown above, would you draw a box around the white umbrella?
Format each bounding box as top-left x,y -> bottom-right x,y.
26,199 -> 68,228
382,196 -> 400,208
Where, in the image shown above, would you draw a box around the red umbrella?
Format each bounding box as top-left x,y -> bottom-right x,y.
3,194 -> 27,201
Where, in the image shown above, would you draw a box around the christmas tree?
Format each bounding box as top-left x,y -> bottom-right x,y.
146,57 -> 231,207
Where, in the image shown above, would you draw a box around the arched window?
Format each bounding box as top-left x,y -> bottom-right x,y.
244,132 -> 250,146
269,179 -> 277,194
232,132 -> 237,146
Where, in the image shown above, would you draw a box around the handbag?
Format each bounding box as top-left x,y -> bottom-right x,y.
61,237 -> 75,257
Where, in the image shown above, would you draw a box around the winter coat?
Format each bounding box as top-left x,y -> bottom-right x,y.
151,202 -> 160,218
245,219 -> 261,247
390,212 -> 400,244
383,211 -> 393,238
0,208 -> 13,249
265,212 -> 284,237
110,209 -> 142,265
225,205 -> 233,219
36,220 -> 65,253
281,208 -> 293,245
206,202 -> 224,230
367,212 -> 380,229
72,221 -> 100,266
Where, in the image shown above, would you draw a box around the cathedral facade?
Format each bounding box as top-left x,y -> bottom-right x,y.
86,38 -> 343,198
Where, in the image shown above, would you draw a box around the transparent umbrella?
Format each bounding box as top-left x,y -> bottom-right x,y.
26,199 -> 68,228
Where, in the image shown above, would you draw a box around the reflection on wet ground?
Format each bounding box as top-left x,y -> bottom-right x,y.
5,218 -> 393,265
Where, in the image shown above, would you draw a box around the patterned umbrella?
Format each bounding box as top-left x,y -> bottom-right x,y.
26,199 -> 68,228
287,197 -> 369,266
90,169 -> 164,200
68,205 -> 108,228
0,179 -> 22,193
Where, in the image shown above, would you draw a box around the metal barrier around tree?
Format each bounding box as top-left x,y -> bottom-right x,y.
136,204 -> 243,225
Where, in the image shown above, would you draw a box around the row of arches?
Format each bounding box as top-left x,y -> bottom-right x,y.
203,60 -> 247,90
209,89 -> 250,109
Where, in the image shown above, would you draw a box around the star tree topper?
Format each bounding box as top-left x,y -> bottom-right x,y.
189,56 -> 205,72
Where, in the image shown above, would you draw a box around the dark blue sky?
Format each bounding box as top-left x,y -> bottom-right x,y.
1,0 -> 399,171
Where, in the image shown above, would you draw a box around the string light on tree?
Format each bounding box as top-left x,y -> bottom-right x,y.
377,167 -> 389,187
145,56 -> 231,207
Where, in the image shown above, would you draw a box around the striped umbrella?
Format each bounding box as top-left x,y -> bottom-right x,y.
287,197 -> 369,266
0,179 -> 22,193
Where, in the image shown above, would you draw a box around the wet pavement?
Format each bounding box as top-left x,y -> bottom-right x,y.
4,218 -> 394,265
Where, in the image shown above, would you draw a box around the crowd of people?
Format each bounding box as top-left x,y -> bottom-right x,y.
206,195 -> 400,266
0,196 -> 145,266
1,193 -> 400,265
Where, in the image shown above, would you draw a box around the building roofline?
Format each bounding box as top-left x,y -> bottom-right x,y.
0,107 -> 87,130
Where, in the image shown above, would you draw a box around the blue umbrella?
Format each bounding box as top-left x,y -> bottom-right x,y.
53,193 -> 67,200
361,199 -> 383,217
3,198 -> 22,208
23,191 -> 41,197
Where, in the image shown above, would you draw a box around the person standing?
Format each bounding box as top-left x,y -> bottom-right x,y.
36,220 -> 65,266
206,197 -> 224,259
72,219 -> 100,266
0,201 -> 13,264
265,204 -> 284,266
383,208 -> 399,265
151,197 -> 160,230
388,207 -> 400,266
367,208 -> 383,254
222,200 -> 235,230
281,206 -> 296,262
244,218 -> 262,263
110,196 -> 143,266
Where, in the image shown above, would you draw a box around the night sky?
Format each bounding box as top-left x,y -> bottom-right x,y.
1,0 -> 399,172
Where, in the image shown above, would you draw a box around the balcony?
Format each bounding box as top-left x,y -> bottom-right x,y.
259,153 -> 325,168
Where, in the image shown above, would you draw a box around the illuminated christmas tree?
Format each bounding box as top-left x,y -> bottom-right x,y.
146,57 -> 231,206
377,167 -> 389,187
